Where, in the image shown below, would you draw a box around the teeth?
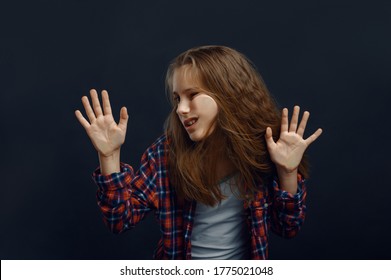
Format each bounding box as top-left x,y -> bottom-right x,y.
185,119 -> 197,127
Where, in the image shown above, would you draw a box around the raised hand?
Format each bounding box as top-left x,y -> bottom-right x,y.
75,89 -> 128,158
265,106 -> 322,174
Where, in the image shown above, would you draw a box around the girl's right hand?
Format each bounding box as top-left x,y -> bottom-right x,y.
75,89 -> 128,158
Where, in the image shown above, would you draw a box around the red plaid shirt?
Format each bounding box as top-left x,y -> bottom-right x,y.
93,134 -> 307,259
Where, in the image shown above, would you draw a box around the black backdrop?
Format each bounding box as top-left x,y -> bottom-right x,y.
1,0 -> 390,259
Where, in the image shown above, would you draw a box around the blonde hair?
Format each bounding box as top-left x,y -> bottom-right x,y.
165,45 -> 308,206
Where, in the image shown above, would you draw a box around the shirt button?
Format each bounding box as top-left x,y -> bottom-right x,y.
264,203 -> 268,208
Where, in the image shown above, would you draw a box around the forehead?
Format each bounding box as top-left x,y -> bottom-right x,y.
172,65 -> 203,93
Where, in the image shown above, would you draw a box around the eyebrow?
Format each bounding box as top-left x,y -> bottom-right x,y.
173,88 -> 200,95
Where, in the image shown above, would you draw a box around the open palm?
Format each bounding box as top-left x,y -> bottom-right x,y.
265,106 -> 322,173
75,89 -> 128,157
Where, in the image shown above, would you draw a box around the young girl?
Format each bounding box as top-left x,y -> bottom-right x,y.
75,45 -> 322,259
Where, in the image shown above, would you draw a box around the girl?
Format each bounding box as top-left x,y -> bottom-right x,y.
75,45 -> 322,259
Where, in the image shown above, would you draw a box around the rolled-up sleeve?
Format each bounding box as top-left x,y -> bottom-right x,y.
93,155 -> 157,233
270,174 -> 307,238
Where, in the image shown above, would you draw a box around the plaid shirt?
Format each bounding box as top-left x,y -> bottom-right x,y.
93,134 -> 307,259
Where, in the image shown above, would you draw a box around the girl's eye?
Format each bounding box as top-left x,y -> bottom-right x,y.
190,92 -> 198,99
173,95 -> 180,103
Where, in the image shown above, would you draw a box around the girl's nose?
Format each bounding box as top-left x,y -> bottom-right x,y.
176,99 -> 190,115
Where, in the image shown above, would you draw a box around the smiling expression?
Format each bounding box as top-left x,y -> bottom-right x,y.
172,66 -> 218,142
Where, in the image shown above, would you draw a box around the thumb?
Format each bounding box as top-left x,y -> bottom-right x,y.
118,107 -> 129,130
265,127 -> 276,148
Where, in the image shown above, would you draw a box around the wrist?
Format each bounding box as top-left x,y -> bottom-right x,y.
276,165 -> 297,176
99,149 -> 121,175
276,167 -> 298,195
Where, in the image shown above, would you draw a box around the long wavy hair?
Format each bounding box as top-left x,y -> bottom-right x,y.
165,45 -> 308,206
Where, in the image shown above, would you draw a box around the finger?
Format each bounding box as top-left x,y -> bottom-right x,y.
265,127 -> 276,149
289,105 -> 300,132
90,89 -> 103,117
118,107 -> 129,131
305,128 -> 323,145
281,108 -> 289,133
297,111 -> 309,137
101,90 -> 112,115
81,96 -> 96,123
75,110 -> 91,130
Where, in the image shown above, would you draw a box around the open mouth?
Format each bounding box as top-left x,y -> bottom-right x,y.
184,117 -> 198,128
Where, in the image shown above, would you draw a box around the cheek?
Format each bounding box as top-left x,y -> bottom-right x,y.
198,96 -> 218,116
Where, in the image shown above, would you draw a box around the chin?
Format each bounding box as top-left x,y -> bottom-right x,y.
188,131 -> 213,142
189,135 -> 202,142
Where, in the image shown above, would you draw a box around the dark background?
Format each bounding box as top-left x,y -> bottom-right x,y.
1,0 -> 390,259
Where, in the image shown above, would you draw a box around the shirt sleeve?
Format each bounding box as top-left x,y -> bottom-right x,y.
269,174 -> 307,238
92,148 -> 159,234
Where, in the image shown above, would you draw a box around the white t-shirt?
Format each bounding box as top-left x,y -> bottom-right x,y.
191,174 -> 250,259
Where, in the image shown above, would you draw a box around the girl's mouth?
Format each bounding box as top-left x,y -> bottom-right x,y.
184,118 -> 198,128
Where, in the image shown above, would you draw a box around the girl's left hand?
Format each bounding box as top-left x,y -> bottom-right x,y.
265,106 -> 322,173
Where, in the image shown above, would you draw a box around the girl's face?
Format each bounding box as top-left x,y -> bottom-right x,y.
172,66 -> 218,142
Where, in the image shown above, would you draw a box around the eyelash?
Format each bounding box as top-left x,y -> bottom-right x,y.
173,92 -> 198,103
190,92 -> 198,99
